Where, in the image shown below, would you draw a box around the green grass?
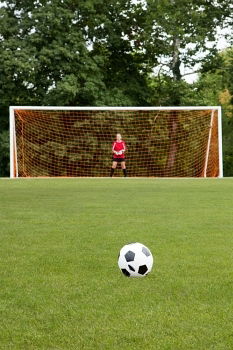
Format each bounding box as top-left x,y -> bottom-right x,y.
0,178 -> 233,350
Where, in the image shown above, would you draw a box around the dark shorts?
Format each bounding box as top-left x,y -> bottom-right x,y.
112,158 -> 125,162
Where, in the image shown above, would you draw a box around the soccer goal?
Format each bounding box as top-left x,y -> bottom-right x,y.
9,106 -> 223,178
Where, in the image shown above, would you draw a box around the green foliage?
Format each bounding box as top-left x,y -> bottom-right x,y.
0,0 -> 151,107
148,76 -> 192,105
0,130 -> 9,176
0,0 -> 233,176
187,48 -> 233,176
222,116 -> 233,176
146,0 -> 232,81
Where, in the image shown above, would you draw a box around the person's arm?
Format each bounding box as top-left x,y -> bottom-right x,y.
121,141 -> 126,153
112,142 -> 118,154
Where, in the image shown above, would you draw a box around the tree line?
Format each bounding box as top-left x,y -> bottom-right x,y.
0,0 -> 232,176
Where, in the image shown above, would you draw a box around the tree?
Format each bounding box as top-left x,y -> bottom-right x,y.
181,48 -> 233,176
0,130 -> 9,176
145,0 -> 232,104
0,0 -> 232,176
0,0 -> 153,108
0,0 -> 104,106
0,0 -> 232,108
0,0 -> 152,176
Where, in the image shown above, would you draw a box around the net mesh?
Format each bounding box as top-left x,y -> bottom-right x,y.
13,108 -> 220,177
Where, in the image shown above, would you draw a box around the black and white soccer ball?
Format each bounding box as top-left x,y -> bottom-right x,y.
118,242 -> 153,277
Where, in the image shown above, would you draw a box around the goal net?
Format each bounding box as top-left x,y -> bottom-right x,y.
10,107 -> 223,178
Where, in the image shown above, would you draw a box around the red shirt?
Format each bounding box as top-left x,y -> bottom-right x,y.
112,140 -> 126,159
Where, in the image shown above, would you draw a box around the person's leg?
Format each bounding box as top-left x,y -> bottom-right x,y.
121,161 -> 127,177
110,161 -> 117,177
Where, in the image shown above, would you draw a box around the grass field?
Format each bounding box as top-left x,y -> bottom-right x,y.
0,178 -> 233,350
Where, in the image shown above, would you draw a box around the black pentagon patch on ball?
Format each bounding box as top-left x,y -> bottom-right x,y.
125,250 -> 135,262
121,269 -> 130,277
138,265 -> 148,275
142,246 -> 151,257
128,264 -> 135,272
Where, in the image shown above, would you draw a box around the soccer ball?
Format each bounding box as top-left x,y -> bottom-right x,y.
118,242 -> 153,277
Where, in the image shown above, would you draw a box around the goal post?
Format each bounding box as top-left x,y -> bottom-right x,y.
9,107 -> 18,178
9,106 -> 223,178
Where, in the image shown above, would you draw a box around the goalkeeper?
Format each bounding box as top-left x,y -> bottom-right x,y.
110,133 -> 127,177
